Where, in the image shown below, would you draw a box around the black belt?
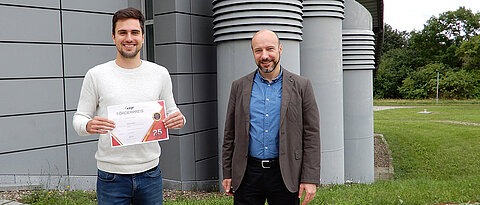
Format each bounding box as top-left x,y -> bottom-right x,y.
248,157 -> 279,169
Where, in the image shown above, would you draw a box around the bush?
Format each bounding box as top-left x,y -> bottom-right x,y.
374,48 -> 416,98
398,63 -> 446,99
440,69 -> 480,99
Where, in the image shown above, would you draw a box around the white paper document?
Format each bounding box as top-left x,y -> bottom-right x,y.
107,100 -> 168,147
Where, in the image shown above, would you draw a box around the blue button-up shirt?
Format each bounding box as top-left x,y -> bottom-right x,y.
248,69 -> 283,159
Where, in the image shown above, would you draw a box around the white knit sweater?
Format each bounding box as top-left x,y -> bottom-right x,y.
73,60 -> 181,174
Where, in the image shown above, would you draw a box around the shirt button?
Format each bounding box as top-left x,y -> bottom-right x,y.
265,147 -> 268,150
266,114 -> 269,117
268,84 -> 271,86
266,98 -> 269,101
265,130 -> 268,133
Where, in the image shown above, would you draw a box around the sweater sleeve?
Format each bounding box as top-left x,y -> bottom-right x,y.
72,71 -> 97,136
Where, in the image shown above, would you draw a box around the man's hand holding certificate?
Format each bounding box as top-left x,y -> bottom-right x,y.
107,101 -> 169,147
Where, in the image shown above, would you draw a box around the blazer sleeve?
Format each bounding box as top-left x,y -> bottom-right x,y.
222,81 -> 238,179
300,79 -> 321,184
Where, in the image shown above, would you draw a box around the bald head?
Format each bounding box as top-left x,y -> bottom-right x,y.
251,30 -> 280,49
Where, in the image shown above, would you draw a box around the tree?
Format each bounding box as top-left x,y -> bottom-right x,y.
381,24 -> 408,55
374,48 -> 415,98
436,7 -> 480,44
456,35 -> 480,71
375,7 -> 480,99
398,63 -> 446,99
408,7 -> 480,67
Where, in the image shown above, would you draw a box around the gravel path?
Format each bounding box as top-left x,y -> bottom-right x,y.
373,105 -> 425,111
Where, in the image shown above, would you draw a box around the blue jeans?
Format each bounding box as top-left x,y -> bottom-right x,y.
97,165 -> 163,205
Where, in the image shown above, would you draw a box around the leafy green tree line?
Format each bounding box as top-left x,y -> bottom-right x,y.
374,7 -> 480,99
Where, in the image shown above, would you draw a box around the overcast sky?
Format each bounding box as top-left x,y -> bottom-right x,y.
384,0 -> 480,32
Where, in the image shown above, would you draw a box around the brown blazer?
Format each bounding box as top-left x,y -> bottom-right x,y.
222,68 -> 321,193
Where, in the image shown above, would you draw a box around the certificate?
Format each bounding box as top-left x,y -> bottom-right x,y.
107,101 -> 169,147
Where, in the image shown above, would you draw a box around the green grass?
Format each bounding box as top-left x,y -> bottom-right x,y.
20,101 -> 480,204
376,106 -> 480,180
374,98 -> 480,106
21,189 -> 97,205
164,196 -> 232,205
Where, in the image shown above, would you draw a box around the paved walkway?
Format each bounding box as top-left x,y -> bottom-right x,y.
373,105 -> 424,111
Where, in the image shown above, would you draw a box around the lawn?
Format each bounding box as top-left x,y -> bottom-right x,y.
17,102 -> 480,204
309,105 -> 480,204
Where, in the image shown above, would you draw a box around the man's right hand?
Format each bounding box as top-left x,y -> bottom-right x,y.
222,179 -> 234,196
86,116 -> 115,134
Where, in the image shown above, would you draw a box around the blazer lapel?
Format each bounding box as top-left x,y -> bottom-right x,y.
242,71 -> 256,134
280,68 -> 293,128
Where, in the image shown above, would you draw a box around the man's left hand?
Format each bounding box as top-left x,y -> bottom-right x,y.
163,111 -> 185,129
298,183 -> 317,205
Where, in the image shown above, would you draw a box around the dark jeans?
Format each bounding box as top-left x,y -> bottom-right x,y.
234,159 -> 299,205
96,165 -> 163,205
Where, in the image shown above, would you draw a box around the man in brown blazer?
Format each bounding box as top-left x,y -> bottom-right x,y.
222,30 -> 321,205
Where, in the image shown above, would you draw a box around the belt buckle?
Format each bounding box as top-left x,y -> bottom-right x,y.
261,160 -> 270,168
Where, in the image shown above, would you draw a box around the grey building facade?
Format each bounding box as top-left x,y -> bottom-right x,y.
0,0 -> 382,191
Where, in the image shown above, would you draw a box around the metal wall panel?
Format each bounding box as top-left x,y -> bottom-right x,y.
195,157 -> 218,180
154,0 -> 190,14
191,16 -> 214,44
0,113 -> 65,153
192,45 -> 216,73
159,134 -> 195,181
62,0 -> 128,13
0,146 -> 67,174
193,74 -> 216,102
154,13 -> 191,44
66,111 -> 99,143
155,44 -> 192,73
68,141 -> 98,175
0,79 -> 64,116
191,0 -> 213,16
178,135 -> 195,181
0,43 -> 62,78
0,6 -> 60,43
169,104 -> 194,135
171,75 -> 193,104
62,11 -> 113,44
159,137 -> 181,180
0,0 -> 59,8
194,129 -> 218,161
63,45 -> 116,77
152,0 -> 218,190
194,102 -> 217,131
64,78 -> 84,110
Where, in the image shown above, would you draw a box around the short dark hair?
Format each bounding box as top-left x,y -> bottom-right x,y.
112,7 -> 145,35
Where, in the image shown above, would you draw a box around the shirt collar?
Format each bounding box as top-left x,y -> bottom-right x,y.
255,66 -> 283,84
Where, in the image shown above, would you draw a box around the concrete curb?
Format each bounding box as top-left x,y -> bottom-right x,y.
0,184 -> 42,192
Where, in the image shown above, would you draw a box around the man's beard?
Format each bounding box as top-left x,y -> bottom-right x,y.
257,56 -> 280,73
118,47 -> 141,59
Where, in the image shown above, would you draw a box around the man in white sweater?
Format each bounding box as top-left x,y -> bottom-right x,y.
73,8 -> 184,205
